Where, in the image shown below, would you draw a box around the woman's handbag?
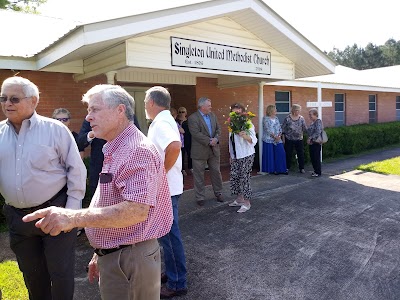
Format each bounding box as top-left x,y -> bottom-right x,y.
316,130 -> 328,144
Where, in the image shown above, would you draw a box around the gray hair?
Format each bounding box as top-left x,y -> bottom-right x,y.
52,108 -> 71,119
82,84 -> 135,121
197,97 -> 210,108
309,108 -> 318,117
1,76 -> 40,101
145,86 -> 171,109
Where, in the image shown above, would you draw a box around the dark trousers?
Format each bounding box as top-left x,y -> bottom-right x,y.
309,143 -> 322,175
182,145 -> 192,170
3,192 -> 76,300
284,139 -> 305,170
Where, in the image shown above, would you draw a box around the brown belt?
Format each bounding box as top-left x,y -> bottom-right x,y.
13,185 -> 68,213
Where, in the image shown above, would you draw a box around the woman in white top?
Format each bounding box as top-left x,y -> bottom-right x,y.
227,103 -> 257,213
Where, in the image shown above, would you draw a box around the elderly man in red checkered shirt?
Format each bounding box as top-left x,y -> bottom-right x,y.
24,84 -> 173,300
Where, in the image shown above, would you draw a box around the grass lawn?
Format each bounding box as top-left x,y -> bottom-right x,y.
0,260 -> 28,300
357,156 -> 400,175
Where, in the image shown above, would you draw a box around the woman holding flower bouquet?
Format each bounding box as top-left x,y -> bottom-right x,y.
227,103 -> 257,213
262,105 -> 287,174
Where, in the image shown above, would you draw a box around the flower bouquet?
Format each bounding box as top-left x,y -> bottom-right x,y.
225,111 -> 256,134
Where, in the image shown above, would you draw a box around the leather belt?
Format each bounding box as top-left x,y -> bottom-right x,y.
14,185 -> 68,213
94,244 -> 131,257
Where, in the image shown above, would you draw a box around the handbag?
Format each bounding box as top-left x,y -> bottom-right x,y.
316,130 -> 328,144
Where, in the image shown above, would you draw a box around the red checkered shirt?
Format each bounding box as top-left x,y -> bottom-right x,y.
85,123 -> 173,249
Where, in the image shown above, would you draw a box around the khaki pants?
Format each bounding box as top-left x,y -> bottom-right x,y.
97,239 -> 161,300
192,147 -> 223,201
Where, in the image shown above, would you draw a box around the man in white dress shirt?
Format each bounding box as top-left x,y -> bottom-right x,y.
0,76 -> 86,300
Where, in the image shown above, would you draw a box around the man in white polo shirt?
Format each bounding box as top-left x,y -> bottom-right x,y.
145,86 -> 188,299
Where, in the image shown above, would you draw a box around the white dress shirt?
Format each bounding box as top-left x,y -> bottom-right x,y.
0,112 -> 87,209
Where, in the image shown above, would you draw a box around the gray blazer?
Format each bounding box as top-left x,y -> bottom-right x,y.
188,111 -> 221,160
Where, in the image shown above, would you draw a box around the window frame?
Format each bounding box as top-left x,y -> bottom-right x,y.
275,90 -> 291,123
369,94 -> 377,124
334,93 -> 345,126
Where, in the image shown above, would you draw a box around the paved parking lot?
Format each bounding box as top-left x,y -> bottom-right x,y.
3,148 -> 400,300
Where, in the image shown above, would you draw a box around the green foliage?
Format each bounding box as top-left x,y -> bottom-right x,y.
0,0 -> 47,13
322,122 -> 400,158
0,260 -> 28,300
358,157 -> 400,176
327,38 -> 400,70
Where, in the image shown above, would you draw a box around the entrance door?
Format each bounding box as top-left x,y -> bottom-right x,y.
124,88 -> 148,136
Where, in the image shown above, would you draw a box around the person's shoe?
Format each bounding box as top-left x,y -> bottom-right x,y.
161,272 -> 168,284
216,194 -> 224,202
182,170 -> 187,176
237,204 -> 251,213
160,286 -> 188,299
197,199 -> 205,206
229,200 -> 245,207
300,169 -> 305,174
311,172 -> 320,177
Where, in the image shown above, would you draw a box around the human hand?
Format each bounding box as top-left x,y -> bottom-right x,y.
179,127 -> 185,134
22,206 -> 76,236
238,131 -> 247,138
209,138 -> 218,146
88,131 -> 95,139
88,253 -> 100,283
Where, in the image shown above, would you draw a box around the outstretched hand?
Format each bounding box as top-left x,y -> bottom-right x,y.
22,206 -> 76,236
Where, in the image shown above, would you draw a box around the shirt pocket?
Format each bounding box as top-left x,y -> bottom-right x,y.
28,144 -> 60,171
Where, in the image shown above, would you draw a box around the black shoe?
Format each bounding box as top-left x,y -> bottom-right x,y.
160,286 -> 188,299
197,200 -> 205,206
161,272 -> 168,284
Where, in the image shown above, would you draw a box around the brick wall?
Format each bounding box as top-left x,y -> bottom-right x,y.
0,70 -> 106,133
2,71 -> 399,166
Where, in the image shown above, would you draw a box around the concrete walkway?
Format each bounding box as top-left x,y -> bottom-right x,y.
2,147 -> 400,300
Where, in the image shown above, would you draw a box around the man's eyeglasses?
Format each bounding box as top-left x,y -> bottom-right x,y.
178,111 -> 186,113
55,118 -> 70,122
0,96 -> 30,104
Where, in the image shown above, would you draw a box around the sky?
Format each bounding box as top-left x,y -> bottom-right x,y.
39,0 -> 400,52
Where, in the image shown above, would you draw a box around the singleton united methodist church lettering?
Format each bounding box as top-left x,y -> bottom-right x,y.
171,37 -> 271,75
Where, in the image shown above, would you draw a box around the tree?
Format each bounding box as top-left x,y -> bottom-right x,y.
0,0 -> 47,13
381,38 -> 400,66
327,38 -> 400,70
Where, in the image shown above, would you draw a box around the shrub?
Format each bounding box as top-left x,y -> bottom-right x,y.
323,122 -> 400,159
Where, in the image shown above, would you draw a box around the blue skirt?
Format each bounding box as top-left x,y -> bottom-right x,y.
262,142 -> 287,173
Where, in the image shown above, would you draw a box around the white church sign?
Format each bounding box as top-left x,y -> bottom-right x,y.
171,36 -> 271,75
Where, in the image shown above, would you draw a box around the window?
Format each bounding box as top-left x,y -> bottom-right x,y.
396,96 -> 400,121
275,91 -> 290,123
369,94 -> 377,123
335,93 -> 345,126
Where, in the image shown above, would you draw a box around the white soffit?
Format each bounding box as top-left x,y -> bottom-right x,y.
34,0 -> 334,79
